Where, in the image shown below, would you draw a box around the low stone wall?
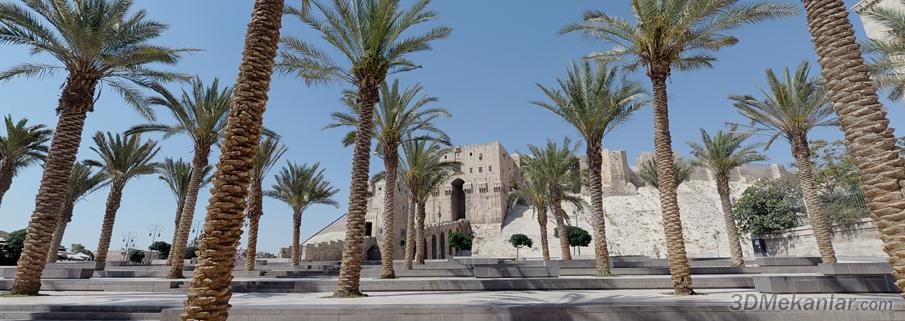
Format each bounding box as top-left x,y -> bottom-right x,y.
752,218 -> 885,258
301,236 -> 378,261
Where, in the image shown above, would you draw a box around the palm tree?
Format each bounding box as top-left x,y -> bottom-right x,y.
327,80 -> 450,279
638,157 -> 695,189
730,62 -> 838,264
46,162 -> 109,263
0,0 -> 190,295
851,0 -> 905,295
127,77 -> 232,278
179,0 -> 284,319
396,140 -> 458,266
266,162 -> 339,266
0,115 -> 51,208
278,0 -> 450,297
861,1 -> 905,101
533,61 -> 646,274
86,132 -> 160,270
245,136 -> 288,271
524,138 -> 582,261
687,128 -> 765,267
509,172 -> 553,260
561,0 -> 796,295
156,158 -> 212,263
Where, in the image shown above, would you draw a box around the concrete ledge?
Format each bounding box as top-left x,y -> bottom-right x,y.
0,267 -> 93,279
754,275 -> 899,293
755,257 -> 821,266
818,263 -> 893,275
157,304 -> 905,321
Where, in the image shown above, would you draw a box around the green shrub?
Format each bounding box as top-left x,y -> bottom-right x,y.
0,229 -> 26,265
149,241 -> 171,260
128,249 -> 145,264
448,232 -> 472,251
733,177 -> 802,235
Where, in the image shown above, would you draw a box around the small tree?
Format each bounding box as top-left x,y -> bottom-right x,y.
734,177 -> 803,235
509,234 -> 533,259
554,226 -> 592,255
0,229 -> 26,265
184,246 -> 198,260
448,232 -> 472,256
128,250 -> 145,264
149,241 -> 171,260
70,243 -> 87,254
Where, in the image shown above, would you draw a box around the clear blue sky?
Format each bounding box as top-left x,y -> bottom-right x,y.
1,0 -> 903,254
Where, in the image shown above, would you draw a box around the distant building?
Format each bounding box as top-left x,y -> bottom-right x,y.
301,141 -> 790,261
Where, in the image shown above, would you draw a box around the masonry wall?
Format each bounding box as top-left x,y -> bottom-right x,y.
752,218 -> 886,258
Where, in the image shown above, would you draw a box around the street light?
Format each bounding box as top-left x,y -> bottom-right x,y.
120,231 -> 136,264
146,224 -> 164,264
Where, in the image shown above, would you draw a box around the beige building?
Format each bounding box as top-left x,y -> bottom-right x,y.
301,141 -> 792,261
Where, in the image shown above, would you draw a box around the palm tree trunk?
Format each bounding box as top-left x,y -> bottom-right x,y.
549,185 -> 572,261
291,211 -> 302,266
537,206 -> 551,261
245,182 -> 264,271
715,174 -> 744,267
94,181 -> 125,271
415,202 -> 426,264
791,137 -> 837,263
586,145 -> 611,274
335,76 -> 380,298
649,73 -> 694,295
10,75 -> 96,295
802,0 -> 905,295
180,1 -> 283,319
167,198 -> 184,266
168,145 -> 211,278
0,159 -> 14,208
404,197 -> 416,270
46,203 -> 74,263
379,145 -> 399,279
245,214 -> 261,271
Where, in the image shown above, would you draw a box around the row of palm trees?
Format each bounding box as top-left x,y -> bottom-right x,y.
3,1 -> 905,320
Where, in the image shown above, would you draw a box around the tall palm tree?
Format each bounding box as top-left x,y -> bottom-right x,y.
561,0 -> 796,295
180,1 -> 284,318
278,0 -> 450,297
861,1 -> 905,101
533,61 -> 646,274
327,80 -> 450,278
86,132 -> 160,270
638,157 -> 695,190
852,0 -> 905,295
730,62 -> 838,264
396,140 -> 458,266
0,0 -> 190,295
266,162 -> 339,266
127,77 -> 232,278
0,115 -> 51,208
509,171 -> 553,260
245,136 -> 287,271
46,162 -> 109,263
156,158 -> 211,262
524,138 -> 582,261
687,128 -> 766,267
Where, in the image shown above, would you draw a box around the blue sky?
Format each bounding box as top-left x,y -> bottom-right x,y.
1,0 -> 903,254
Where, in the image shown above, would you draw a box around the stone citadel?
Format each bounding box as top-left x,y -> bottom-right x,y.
299,140 -> 803,261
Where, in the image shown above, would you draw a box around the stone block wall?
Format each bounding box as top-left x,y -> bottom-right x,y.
752,218 -> 886,258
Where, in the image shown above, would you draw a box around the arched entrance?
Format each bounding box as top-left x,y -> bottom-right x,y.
439,232 -> 446,259
430,234 -> 437,259
451,179 -> 466,221
366,244 -> 381,261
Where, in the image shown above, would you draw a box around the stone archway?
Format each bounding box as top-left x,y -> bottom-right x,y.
451,178 -> 466,221
366,244 -> 381,261
431,234 -> 437,259
439,232 -> 446,259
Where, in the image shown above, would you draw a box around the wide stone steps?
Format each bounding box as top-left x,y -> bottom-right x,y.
0,304 -> 166,321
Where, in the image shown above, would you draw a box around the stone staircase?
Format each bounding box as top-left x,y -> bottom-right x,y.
0,304 -> 170,321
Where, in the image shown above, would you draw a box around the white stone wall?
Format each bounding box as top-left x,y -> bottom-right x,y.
472,181 -> 753,259
753,218 -> 886,258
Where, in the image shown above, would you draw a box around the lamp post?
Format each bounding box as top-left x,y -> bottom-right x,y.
146,224 -> 164,264
120,231 -> 136,265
